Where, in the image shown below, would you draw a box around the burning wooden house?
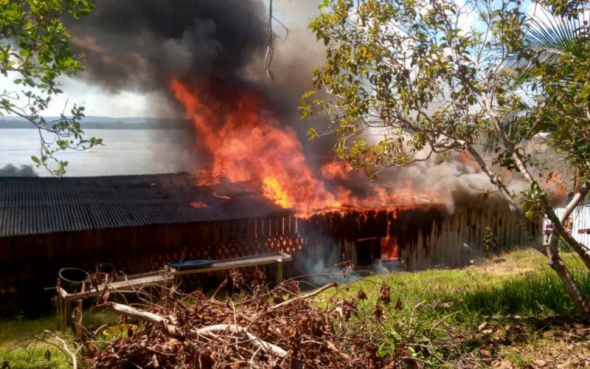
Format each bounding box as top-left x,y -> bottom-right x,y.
1,65 -> 551,315
0,173 -> 303,315
169,78 -> 542,275
300,203 -> 543,273
0,171 -> 543,316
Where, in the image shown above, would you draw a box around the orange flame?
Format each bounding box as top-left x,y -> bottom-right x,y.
169,78 -> 449,215
263,177 -> 292,209
321,161 -> 351,180
381,236 -> 400,260
170,79 -> 336,213
544,170 -> 568,204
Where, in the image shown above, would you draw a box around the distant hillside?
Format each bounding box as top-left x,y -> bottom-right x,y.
0,116 -> 190,130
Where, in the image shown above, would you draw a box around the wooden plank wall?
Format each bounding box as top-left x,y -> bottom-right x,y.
401,207 -> 543,270
0,206 -> 542,316
0,215 -> 304,316
300,205 -> 543,273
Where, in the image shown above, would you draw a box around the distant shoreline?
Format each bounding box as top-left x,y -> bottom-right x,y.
0,116 -> 191,130
0,122 -> 190,130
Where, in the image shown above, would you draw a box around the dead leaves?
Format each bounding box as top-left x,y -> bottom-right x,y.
83,274 -> 394,369
356,289 -> 367,300
532,359 -> 548,368
379,284 -> 391,305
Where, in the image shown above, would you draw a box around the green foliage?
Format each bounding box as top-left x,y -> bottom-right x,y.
0,0 -> 100,176
521,182 -> 546,220
535,0 -> 590,18
303,0 -> 535,179
303,0 -> 590,204
522,20 -> 590,179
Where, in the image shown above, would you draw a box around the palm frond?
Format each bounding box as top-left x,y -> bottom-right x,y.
506,12 -> 589,73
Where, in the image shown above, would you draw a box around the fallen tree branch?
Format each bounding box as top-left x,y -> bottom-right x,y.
196,325 -> 288,358
483,315 -> 552,322
86,276 -> 396,368
326,340 -> 351,361
107,303 -> 288,358
43,330 -> 77,369
270,282 -> 337,311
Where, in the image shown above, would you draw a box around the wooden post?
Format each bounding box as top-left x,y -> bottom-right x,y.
74,301 -> 83,338
276,259 -> 283,285
73,280 -> 86,337
159,278 -> 173,308
64,300 -> 73,327
57,279 -> 65,327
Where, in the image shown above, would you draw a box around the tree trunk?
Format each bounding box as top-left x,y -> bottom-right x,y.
546,232 -> 590,320
479,91 -> 590,317
465,145 -> 534,240
543,180 -> 590,272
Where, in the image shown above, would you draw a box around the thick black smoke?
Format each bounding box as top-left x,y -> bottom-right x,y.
67,0 -> 267,93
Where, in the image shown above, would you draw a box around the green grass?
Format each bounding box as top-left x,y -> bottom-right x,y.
320,248 -> 590,317
0,315 -> 71,369
316,248 -> 590,367
0,310 -> 118,369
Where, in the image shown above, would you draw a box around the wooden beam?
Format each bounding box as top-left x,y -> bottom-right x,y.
170,252 -> 292,277
58,252 -> 291,306
63,274 -> 174,302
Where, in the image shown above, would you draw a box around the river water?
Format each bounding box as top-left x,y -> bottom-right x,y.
0,129 -> 195,177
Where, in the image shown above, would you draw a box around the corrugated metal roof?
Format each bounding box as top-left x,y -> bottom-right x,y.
0,173 -> 288,238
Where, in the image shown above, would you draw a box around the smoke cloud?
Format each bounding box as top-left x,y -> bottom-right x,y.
67,0 -> 267,93
67,0 -> 332,165
377,150 -> 531,211
67,0 -> 328,130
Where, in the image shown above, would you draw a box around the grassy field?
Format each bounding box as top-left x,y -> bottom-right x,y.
1,248 -> 589,368
0,310 -> 118,368
316,248 -> 590,368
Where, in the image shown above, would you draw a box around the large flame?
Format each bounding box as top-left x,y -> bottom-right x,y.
170,79 -> 448,215
170,79 -> 337,213
321,161 -> 351,180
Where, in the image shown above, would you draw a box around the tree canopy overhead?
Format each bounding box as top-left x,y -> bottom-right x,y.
304,0 -> 590,317
0,0 -> 100,176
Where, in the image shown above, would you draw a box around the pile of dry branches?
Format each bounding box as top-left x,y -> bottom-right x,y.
82,274 -> 396,369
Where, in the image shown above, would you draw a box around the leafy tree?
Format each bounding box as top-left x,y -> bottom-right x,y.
304,0 -> 590,317
0,0 -> 101,176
